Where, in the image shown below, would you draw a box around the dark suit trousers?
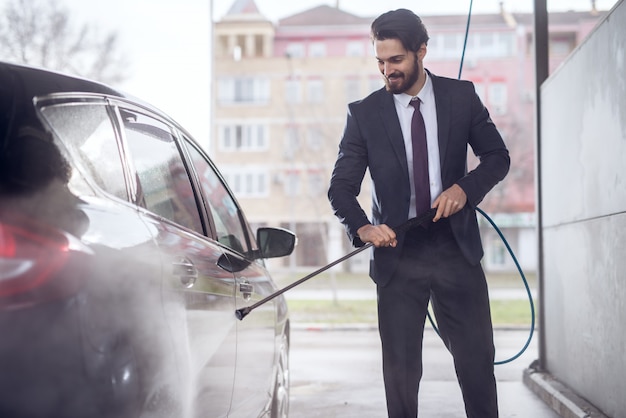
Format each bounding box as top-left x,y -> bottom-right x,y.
376,219 -> 498,418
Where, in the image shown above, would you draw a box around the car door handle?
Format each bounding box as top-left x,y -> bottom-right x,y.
239,279 -> 253,301
173,257 -> 198,288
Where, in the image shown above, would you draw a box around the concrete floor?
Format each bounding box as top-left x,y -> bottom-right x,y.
288,327 -> 558,418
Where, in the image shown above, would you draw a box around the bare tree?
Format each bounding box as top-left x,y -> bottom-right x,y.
0,0 -> 129,84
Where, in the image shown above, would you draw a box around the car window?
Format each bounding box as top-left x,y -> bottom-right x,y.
120,109 -> 204,234
39,103 -> 127,200
183,138 -> 251,254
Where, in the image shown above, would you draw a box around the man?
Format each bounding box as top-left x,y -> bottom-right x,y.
327,9 -> 510,418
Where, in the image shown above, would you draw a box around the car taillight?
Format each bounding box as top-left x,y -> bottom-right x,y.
0,218 -> 71,300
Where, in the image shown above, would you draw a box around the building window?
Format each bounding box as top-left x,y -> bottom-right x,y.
428,33 -> 464,59
345,78 -> 360,103
369,76 -> 383,93
488,82 -> 507,115
286,78 -> 302,103
478,32 -> 494,50
469,32 -> 515,58
221,166 -> 269,198
293,222 -> 326,266
284,126 -> 300,160
218,77 -> 270,104
550,32 -> 576,55
307,170 -> 325,196
307,78 -> 324,103
443,33 -> 463,57
307,127 -> 323,150
346,41 -> 365,57
495,33 -> 515,56
309,42 -> 326,57
286,42 -> 305,58
428,35 -> 439,54
284,170 -> 300,196
219,124 -> 268,151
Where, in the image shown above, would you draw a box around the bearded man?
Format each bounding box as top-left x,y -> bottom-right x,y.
328,8 -> 510,418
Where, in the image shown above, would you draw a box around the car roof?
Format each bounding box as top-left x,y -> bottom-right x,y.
0,61 -> 125,98
1,61 -> 127,151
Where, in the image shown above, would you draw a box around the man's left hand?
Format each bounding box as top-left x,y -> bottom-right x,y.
432,184 -> 467,222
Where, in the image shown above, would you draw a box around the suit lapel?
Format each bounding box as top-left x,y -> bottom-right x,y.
377,90 -> 409,176
429,72 -> 451,170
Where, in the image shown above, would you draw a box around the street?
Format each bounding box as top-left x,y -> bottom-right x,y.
288,327 -> 558,418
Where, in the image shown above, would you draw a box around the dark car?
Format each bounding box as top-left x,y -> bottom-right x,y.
0,62 -> 295,418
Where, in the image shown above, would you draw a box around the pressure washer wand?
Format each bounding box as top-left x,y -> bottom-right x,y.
235,208 -> 436,321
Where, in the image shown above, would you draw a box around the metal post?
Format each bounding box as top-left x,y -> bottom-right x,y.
533,0 -> 549,371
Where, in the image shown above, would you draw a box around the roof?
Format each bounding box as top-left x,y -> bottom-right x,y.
512,9 -> 608,26
223,0 -> 268,21
420,13 -> 511,28
226,0 -> 261,14
275,4 -> 608,29
278,5 -> 371,26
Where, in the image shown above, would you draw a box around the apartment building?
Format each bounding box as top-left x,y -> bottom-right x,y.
212,0 -> 606,273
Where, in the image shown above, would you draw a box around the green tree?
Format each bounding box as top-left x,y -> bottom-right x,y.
0,0 -> 128,84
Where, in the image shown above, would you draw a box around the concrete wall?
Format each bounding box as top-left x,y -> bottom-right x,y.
540,1 -> 626,416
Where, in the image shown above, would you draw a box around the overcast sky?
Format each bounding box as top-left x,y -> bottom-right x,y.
61,0 -> 617,146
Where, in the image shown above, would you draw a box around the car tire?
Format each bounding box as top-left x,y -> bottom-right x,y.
270,331 -> 290,418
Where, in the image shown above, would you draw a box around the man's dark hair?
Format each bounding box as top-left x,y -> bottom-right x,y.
370,9 -> 429,52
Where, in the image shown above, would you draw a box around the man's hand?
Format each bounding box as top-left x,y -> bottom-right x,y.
357,224 -> 397,248
433,184 -> 467,222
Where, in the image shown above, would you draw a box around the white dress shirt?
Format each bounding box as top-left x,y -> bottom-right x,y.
393,72 -> 443,218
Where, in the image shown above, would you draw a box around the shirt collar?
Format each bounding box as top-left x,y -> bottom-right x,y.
394,71 -> 432,108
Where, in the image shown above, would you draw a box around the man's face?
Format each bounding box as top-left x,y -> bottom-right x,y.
374,38 -> 424,95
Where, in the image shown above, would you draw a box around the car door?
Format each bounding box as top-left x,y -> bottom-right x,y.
114,104 -> 237,418
181,137 -> 278,417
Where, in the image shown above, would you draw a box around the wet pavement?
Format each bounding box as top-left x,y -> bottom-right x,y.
288,327 -> 558,418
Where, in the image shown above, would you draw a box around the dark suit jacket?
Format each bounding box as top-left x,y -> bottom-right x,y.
328,70 -> 510,287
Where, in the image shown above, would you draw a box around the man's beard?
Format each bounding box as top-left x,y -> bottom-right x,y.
383,56 -> 420,94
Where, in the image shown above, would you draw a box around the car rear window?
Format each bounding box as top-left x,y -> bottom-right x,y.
39,103 -> 128,200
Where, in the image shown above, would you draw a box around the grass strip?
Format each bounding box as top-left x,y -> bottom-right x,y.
286,299 -> 534,326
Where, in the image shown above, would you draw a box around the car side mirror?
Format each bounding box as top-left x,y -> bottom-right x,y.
217,253 -> 251,273
254,227 -> 296,259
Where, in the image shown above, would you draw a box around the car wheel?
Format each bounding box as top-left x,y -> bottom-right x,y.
271,332 -> 290,418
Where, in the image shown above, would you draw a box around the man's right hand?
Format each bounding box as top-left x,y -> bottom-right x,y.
357,224 -> 397,248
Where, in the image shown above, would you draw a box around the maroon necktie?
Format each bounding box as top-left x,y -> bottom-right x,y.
409,98 -> 430,215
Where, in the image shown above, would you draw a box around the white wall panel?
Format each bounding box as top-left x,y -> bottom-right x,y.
540,1 -> 626,416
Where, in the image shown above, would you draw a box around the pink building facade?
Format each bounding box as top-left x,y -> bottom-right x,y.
214,0 -> 606,273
